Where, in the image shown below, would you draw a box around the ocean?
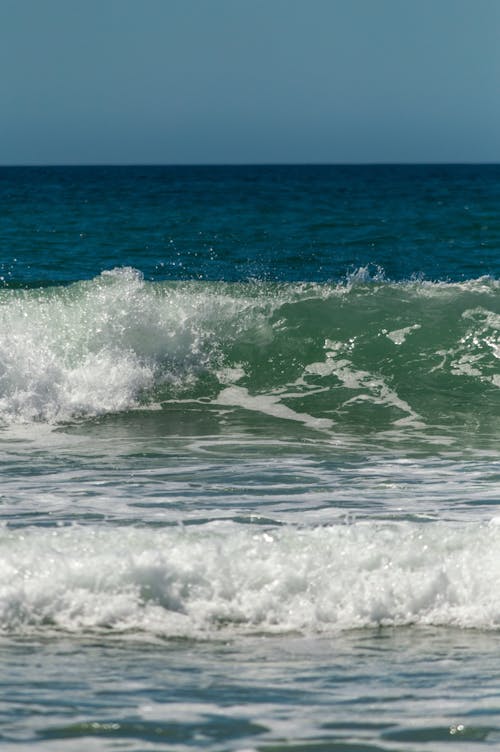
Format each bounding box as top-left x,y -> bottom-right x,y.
0,164 -> 499,750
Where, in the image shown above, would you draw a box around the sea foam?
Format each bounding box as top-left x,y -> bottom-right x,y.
0,268 -> 266,423
2,520 -> 500,638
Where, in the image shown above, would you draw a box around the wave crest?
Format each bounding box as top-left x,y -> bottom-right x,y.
0,268 -> 498,431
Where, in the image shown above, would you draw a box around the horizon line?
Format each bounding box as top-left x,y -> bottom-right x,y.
1,161 -> 499,168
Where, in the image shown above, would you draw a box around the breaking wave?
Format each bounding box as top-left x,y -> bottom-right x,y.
0,267 -> 498,434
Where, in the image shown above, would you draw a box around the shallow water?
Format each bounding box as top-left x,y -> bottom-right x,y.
4,630 -> 500,750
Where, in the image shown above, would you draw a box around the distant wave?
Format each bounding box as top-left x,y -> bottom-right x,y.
2,519 -> 500,638
0,267 -> 498,431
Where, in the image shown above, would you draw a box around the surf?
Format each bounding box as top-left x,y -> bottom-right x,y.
2,519 -> 500,638
0,268 -> 498,438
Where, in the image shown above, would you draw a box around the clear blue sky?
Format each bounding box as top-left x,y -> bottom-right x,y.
1,0 -> 499,164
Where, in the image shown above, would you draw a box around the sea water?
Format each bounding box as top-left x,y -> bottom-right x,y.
0,165 -> 499,750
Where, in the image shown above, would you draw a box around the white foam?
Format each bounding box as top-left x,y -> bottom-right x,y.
386,323 -> 421,345
303,341 -> 424,428
215,385 -> 333,431
2,520 -> 500,638
0,269 -> 272,424
443,307 -> 500,387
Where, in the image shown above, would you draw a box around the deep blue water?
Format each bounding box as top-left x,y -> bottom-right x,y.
1,164 -> 499,285
0,165 -> 499,751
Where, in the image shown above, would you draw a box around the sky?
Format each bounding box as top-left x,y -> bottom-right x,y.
1,0 -> 499,165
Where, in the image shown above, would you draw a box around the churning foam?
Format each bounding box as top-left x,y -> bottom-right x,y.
0,268 -> 154,422
2,520 -> 500,638
0,268 -> 273,424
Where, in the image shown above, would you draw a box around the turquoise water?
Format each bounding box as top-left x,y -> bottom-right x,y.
0,165 -> 499,750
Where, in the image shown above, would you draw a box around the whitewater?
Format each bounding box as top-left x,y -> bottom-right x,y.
3,520 -> 500,638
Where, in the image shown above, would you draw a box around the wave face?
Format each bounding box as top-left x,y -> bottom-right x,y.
2,520 -> 500,638
0,267 -> 498,435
